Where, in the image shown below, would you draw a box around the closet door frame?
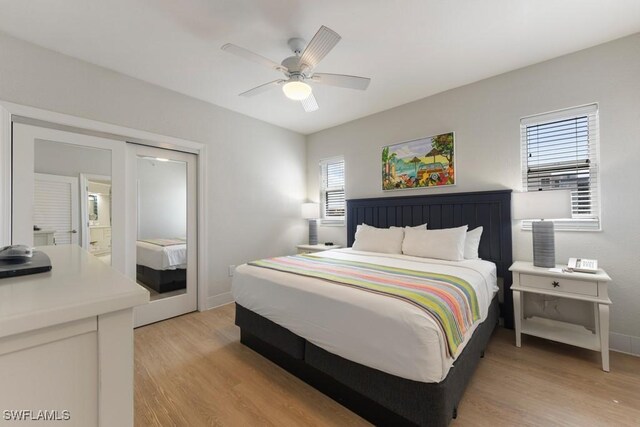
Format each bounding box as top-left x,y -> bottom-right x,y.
0,101 -> 209,312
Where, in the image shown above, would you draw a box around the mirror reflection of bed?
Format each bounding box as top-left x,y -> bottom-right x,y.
136,238 -> 187,300
135,156 -> 188,301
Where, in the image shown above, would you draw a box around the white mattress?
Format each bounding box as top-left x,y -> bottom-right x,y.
232,248 -> 498,383
136,241 -> 187,270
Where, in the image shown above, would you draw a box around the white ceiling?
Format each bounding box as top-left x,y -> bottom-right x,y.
0,0 -> 638,135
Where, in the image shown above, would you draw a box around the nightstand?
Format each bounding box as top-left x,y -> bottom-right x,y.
296,244 -> 342,254
509,261 -> 612,371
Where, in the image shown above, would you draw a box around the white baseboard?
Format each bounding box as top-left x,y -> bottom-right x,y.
610,332 -> 640,356
205,292 -> 234,310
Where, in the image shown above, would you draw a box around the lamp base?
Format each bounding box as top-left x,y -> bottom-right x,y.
308,219 -> 318,245
532,220 -> 556,268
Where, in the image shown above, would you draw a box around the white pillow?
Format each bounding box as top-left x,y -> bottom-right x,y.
401,225 -> 468,261
353,224 -> 404,254
464,226 -> 483,260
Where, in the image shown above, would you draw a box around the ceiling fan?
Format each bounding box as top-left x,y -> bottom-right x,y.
221,26 -> 371,112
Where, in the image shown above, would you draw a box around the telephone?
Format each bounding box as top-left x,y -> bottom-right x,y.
0,245 -> 33,262
568,258 -> 598,273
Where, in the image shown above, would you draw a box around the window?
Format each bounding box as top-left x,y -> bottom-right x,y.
521,104 -> 600,231
320,157 -> 345,223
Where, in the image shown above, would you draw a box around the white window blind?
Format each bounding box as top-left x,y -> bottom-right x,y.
320,157 -> 345,222
521,104 -> 600,231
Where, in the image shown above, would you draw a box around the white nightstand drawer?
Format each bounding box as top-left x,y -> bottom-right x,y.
520,274 -> 598,297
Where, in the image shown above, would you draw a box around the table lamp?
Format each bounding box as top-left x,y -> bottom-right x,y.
513,190 -> 572,268
301,203 -> 320,245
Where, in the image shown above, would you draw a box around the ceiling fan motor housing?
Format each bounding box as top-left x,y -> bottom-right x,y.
281,56 -> 304,75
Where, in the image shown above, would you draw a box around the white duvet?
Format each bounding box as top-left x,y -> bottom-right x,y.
136,241 -> 187,270
232,248 -> 498,383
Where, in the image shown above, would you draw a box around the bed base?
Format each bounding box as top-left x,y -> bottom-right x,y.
136,264 -> 186,294
236,295 -> 499,427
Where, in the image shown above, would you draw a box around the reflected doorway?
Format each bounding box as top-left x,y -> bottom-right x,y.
81,174 -> 112,265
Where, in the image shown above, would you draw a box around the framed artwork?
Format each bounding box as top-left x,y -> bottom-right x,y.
382,132 -> 455,190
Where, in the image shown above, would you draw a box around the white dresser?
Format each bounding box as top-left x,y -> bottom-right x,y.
0,245 -> 149,426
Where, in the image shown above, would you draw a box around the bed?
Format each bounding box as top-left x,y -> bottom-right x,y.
136,238 -> 187,293
233,190 -> 513,426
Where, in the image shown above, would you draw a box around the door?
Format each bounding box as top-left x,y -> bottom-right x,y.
12,123 -> 125,270
128,144 -> 197,326
33,173 -> 79,246
79,174 -> 112,264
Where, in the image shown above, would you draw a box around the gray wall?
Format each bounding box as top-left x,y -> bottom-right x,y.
0,32 -> 307,304
137,158 -> 187,240
34,140 -> 111,177
307,34 -> 640,350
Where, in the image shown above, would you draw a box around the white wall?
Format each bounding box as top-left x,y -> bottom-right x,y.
307,34 -> 640,350
0,32 -> 307,305
137,158 -> 186,240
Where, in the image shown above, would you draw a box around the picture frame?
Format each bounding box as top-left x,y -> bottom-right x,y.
382,132 -> 455,191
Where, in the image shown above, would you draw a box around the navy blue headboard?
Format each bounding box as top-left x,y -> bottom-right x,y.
346,189 -> 513,327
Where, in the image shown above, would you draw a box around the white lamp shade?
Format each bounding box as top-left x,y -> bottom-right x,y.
512,190 -> 572,220
301,202 -> 320,219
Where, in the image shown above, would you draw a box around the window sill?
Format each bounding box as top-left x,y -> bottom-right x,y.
520,219 -> 601,232
320,219 -> 345,227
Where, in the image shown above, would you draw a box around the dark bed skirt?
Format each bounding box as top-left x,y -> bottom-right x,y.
236,295 -> 499,426
136,264 -> 186,293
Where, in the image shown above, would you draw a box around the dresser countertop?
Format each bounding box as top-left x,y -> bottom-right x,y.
0,245 -> 149,339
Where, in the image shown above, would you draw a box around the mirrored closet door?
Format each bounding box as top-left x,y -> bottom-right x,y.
128,144 -> 197,327
11,122 -> 126,270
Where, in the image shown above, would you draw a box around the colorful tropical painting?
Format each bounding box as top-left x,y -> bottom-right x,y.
382,132 -> 455,190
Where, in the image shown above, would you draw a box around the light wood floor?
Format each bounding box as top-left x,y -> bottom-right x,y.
134,304 -> 640,426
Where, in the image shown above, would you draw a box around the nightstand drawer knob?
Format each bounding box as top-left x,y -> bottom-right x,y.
552,281 -> 560,288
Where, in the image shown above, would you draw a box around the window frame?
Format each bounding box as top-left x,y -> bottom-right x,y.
319,156 -> 345,226
520,104 -> 601,232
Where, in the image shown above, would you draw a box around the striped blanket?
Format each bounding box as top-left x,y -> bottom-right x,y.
248,254 -> 480,357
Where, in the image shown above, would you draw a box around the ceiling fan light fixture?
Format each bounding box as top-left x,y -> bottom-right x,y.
282,81 -> 312,100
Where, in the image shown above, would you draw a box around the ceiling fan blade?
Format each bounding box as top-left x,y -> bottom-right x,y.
311,73 -> 371,90
299,26 -> 341,71
239,80 -> 285,97
301,92 -> 319,112
221,43 -> 287,73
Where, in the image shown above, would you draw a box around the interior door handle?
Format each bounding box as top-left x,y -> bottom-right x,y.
66,230 -> 78,234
